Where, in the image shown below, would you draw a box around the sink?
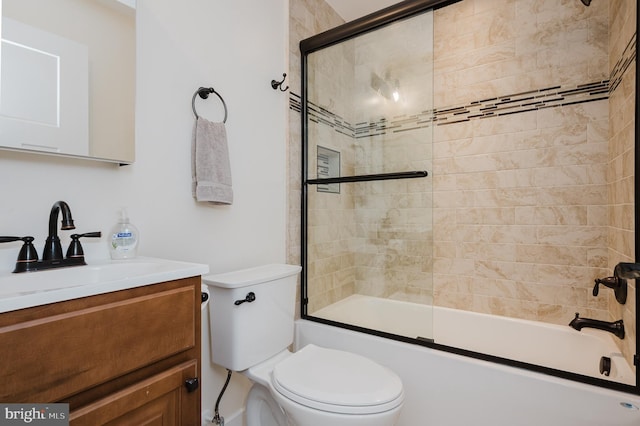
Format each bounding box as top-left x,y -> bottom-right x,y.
0,257 -> 209,313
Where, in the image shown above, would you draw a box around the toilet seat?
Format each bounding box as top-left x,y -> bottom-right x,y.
272,344 -> 404,415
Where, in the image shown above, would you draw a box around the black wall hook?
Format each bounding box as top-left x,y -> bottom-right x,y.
271,73 -> 289,92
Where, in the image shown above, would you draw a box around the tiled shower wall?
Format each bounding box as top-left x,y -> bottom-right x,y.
289,0 -> 636,363
305,48 -> 358,312
288,0 -> 346,315
431,0 -> 636,366
432,0 -> 611,319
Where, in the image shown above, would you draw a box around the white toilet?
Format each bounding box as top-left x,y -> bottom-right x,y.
203,264 -> 404,426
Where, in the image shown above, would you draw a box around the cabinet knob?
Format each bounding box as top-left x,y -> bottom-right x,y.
185,377 -> 199,393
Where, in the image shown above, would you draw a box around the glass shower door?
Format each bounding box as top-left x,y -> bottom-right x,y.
302,8 -> 435,342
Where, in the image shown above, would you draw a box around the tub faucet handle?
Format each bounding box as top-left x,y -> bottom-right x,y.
593,276 -> 627,305
593,277 -> 616,296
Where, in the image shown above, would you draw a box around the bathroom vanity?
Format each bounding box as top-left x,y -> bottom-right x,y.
0,258 -> 207,425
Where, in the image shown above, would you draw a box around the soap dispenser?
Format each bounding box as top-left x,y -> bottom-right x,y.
109,209 -> 139,260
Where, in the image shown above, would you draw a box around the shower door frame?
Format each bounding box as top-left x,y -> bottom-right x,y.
300,0 -> 640,396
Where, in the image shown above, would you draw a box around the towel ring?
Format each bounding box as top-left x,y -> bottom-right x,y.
192,87 -> 228,122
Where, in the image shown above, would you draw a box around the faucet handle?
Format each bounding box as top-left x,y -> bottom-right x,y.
1,236 -> 38,262
3,236 -> 40,273
77,232 -> 102,239
0,236 -> 24,243
593,276 -> 627,304
0,236 -> 38,272
593,277 -> 616,296
16,236 -> 39,263
66,232 -> 102,259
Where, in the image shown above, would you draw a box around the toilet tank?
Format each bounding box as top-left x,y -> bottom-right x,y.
203,264 -> 301,371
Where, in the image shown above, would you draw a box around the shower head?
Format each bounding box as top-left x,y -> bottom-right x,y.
370,72 -> 399,102
581,0 -> 591,6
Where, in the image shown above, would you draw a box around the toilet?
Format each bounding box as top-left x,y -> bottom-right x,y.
203,264 -> 404,426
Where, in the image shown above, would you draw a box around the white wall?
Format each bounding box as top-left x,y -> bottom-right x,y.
0,0 -> 288,423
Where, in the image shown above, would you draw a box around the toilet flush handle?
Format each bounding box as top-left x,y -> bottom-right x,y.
234,292 -> 256,306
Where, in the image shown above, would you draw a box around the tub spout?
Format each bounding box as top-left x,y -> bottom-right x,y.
569,313 -> 625,339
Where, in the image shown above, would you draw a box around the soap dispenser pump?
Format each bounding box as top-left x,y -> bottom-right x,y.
109,209 -> 139,260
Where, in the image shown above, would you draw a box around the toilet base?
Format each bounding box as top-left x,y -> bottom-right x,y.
245,384 -> 289,426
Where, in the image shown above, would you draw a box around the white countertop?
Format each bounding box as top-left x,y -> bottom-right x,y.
0,257 -> 209,313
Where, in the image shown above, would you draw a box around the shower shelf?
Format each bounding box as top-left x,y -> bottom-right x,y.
306,170 -> 428,185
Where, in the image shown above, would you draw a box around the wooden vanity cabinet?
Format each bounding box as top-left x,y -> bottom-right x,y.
0,276 -> 202,425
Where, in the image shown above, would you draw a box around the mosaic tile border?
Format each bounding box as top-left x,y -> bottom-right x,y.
292,33 -> 636,139
610,32 -> 637,94
431,80 -> 609,127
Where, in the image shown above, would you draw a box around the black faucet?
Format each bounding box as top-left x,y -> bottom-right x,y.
569,313 -> 625,339
0,201 -> 101,273
42,200 -> 76,261
592,262 -> 640,305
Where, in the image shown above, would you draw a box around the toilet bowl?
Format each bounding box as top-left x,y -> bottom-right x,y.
203,264 -> 405,426
245,344 -> 404,426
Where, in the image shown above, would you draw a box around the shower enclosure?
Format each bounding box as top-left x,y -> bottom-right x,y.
299,0 -> 638,394
302,3 -> 435,341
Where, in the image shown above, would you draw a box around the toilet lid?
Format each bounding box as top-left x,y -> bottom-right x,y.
272,344 -> 404,415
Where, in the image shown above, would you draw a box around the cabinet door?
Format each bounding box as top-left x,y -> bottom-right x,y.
69,360 -> 199,426
0,284 -> 196,403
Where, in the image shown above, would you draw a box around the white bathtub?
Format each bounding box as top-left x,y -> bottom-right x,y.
301,295 -> 640,426
312,294 -> 634,384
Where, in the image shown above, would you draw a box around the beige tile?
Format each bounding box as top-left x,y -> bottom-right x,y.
291,0 -> 635,350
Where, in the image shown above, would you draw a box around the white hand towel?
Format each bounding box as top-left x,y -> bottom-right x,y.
192,117 -> 233,204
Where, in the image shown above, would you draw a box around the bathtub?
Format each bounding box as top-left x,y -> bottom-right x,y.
312,294 -> 635,384
300,295 -> 640,426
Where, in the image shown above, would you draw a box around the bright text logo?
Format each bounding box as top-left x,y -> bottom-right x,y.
0,404 -> 68,425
